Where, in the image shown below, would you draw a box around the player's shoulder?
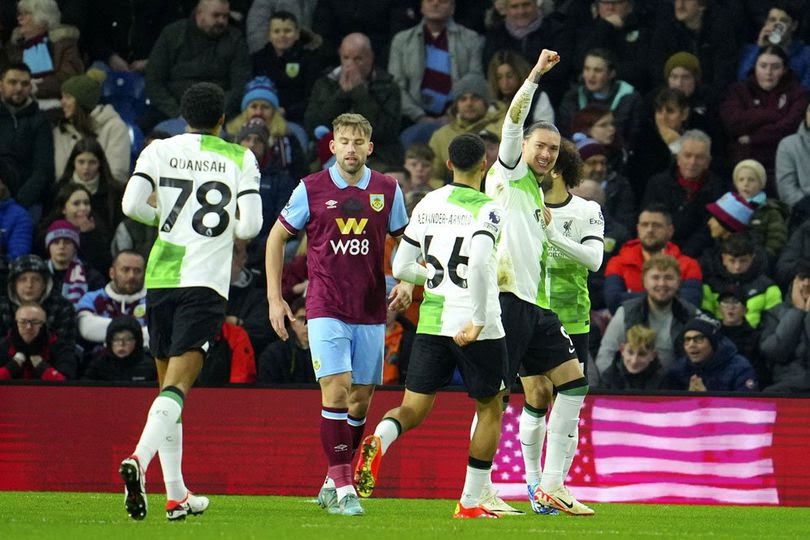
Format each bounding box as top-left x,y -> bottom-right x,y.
569,194 -> 602,214
446,184 -> 494,209
198,135 -> 252,167
300,168 -> 330,186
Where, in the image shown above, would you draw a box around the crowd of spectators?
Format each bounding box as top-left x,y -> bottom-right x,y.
1,0 -> 810,393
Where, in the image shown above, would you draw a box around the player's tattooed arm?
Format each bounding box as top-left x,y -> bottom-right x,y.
508,49 -> 561,125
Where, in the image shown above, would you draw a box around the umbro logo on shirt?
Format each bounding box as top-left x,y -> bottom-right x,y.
325,200 -> 338,209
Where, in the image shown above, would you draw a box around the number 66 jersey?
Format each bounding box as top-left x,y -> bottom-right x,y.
402,184 -> 504,339
131,133 -> 261,299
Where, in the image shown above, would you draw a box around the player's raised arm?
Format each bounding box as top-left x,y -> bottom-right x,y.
499,49 -> 561,166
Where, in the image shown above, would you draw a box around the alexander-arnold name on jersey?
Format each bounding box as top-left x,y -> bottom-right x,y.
169,157 -> 227,173
415,211 -> 472,226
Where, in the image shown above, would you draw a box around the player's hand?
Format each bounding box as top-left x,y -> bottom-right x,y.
12,352 -> 26,366
688,374 -> 707,392
29,355 -> 43,368
268,298 -> 295,340
534,49 -> 561,76
388,282 -> 413,312
454,322 -> 483,347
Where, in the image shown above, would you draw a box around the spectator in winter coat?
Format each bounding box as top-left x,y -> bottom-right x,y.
81,315 -> 155,383
0,301 -> 77,380
699,232 -> 782,329
250,10 -> 322,124
775,102 -> 810,229
558,48 -> 643,147
731,159 -> 788,264
597,253 -> 700,376
76,250 -> 147,351
716,289 -> 765,388
389,0 -> 484,147
2,0 -> 83,100
52,71 -> 131,185
720,45 -> 809,187
304,32 -> 403,169
575,135 -> 635,233
0,62 -> 54,210
641,129 -> 724,257
598,324 -> 668,391
736,2 -> 810,89
144,0 -> 251,123
648,0 -> 739,106
776,221 -> 810,288
604,204 -> 702,314
0,254 -> 77,345
759,259 -> 810,393
0,175 -> 33,263
44,219 -> 104,305
665,314 -> 758,392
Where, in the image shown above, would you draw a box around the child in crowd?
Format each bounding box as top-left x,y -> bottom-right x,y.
82,315 -> 155,382
404,143 -> 438,191
700,231 -> 781,329
44,218 -> 104,305
250,10 -> 321,124
716,289 -> 765,386
599,324 -> 667,390
731,159 -> 789,263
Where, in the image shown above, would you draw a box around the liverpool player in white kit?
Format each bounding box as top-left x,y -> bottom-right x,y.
118,82 -> 263,521
485,50 -> 594,516
354,133 -> 507,519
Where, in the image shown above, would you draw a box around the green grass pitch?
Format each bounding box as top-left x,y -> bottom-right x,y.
2,492 -> 809,539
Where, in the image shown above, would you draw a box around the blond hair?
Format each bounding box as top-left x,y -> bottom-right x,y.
625,324 -> 656,352
333,113 -> 372,140
642,253 -> 681,277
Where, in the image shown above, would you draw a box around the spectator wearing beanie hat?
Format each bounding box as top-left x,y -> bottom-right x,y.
427,72 -> 506,183
706,192 -> 755,240
43,219 -> 104,305
644,51 -> 721,154
0,254 -> 78,346
665,313 -> 758,392
732,159 -> 788,261
234,115 -> 303,258
225,76 -> 307,174
53,69 -> 131,185
575,133 -> 637,232
82,315 -> 156,383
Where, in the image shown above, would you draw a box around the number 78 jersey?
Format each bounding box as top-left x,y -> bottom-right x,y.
133,133 -> 261,299
403,184 -> 504,339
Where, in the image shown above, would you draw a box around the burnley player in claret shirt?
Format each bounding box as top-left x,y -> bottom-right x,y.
265,113 -> 412,516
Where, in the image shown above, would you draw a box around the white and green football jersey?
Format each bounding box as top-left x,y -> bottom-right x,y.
133,133 -> 260,299
403,184 -> 504,339
485,159 -> 550,308
546,194 -> 604,335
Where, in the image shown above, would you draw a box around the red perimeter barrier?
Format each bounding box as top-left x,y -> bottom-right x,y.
0,386 -> 808,505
